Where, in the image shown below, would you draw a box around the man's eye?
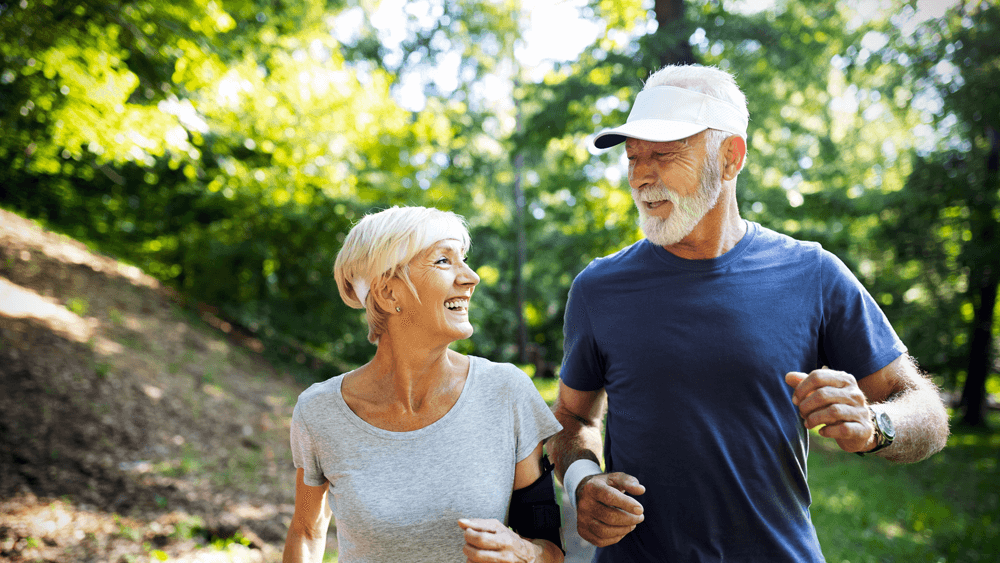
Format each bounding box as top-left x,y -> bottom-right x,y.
436,257 -> 449,264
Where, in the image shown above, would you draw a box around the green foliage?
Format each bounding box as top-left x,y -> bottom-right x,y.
863,1 -> 1000,389
1,0 -> 996,393
0,0 -> 524,371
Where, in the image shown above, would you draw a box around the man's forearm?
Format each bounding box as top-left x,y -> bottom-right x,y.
875,375 -> 949,463
549,405 -> 605,483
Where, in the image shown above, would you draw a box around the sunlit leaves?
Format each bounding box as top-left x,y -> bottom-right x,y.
4,0 -> 992,379
595,0 -> 647,33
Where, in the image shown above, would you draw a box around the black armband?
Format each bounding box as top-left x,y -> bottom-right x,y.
508,455 -> 564,554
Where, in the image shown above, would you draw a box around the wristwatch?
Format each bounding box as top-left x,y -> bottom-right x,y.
857,405 -> 895,456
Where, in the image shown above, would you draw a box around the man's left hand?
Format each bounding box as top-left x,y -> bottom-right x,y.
785,370 -> 875,453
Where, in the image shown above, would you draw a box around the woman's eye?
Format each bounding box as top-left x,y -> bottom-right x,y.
435,257 -> 449,264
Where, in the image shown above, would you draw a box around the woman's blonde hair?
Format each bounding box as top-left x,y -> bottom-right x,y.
334,206 -> 471,344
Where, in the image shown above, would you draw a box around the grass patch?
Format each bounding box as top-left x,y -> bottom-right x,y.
809,412 -> 1000,562
520,363 -> 560,405
532,376 -> 560,405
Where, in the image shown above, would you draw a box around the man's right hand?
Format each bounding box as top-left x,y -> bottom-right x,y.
575,472 -> 645,547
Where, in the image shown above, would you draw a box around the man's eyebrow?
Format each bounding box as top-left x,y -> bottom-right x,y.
627,140 -> 689,152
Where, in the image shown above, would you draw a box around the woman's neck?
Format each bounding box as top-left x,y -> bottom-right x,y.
342,338 -> 470,431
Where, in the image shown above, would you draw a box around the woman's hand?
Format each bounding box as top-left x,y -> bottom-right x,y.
458,518 -> 543,563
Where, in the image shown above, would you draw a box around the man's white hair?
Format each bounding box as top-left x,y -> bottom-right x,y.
643,64 -> 748,119
643,64 -> 749,171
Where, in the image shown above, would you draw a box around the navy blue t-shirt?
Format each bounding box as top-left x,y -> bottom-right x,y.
561,222 -> 906,563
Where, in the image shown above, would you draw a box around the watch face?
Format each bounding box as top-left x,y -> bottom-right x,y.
876,411 -> 895,438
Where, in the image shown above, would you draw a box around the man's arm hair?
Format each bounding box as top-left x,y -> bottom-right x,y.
548,383 -> 607,482
861,354 -> 950,463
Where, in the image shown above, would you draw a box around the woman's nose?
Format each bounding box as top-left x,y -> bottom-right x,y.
459,263 -> 480,286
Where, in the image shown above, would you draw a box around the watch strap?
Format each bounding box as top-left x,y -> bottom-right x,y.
857,406 -> 894,456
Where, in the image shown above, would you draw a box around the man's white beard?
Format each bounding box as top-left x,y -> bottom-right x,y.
634,155 -> 723,247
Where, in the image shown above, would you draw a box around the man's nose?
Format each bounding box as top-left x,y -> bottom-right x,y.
629,158 -> 654,190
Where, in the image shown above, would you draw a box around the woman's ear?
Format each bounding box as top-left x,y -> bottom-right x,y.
722,135 -> 747,181
371,278 -> 400,314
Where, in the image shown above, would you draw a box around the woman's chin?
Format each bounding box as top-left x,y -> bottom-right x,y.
452,325 -> 475,342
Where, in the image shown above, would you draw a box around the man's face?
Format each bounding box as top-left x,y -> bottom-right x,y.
625,131 -> 722,247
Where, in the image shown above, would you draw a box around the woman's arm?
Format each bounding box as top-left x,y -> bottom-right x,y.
459,443 -> 565,563
283,468 -> 333,563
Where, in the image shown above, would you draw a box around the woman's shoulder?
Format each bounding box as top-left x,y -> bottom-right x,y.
470,355 -> 527,378
469,355 -> 537,395
293,373 -> 346,415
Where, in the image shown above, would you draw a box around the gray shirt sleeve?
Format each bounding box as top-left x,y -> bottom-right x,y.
290,400 -> 325,486
508,365 -> 562,462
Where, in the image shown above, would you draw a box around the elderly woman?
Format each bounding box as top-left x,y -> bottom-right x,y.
283,206 -> 564,563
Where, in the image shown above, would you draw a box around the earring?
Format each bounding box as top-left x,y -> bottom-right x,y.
395,307 -> 401,312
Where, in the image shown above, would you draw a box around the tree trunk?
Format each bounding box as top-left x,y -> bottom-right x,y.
960,126 -> 1000,427
653,0 -> 696,67
961,271 -> 997,426
513,150 -> 528,365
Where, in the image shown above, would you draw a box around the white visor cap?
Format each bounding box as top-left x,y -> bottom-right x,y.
592,86 -> 748,150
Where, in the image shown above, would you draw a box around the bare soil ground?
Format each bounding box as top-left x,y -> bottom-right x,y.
0,208 -> 317,562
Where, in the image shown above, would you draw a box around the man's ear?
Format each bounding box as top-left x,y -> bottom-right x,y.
722,135 -> 747,181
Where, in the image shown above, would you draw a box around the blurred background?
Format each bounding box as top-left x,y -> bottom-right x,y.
1,0 -> 998,561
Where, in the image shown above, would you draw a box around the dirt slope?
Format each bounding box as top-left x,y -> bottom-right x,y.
0,208 -> 316,562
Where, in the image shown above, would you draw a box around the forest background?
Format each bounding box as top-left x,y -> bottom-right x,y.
1,0 -> 1000,561
5,0 -> 996,425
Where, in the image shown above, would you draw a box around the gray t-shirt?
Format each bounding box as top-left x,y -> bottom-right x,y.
290,355 -> 562,563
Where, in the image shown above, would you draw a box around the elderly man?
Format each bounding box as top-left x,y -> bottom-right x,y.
548,64 -> 949,562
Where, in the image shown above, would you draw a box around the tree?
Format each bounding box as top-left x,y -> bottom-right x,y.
651,0 -> 697,66
871,1 -> 1000,426
3,0 -> 991,400
0,0 -> 527,371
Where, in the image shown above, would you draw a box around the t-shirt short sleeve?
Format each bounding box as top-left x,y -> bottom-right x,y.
819,250 -> 907,379
560,274 -> 606,392
508,367 -> 563,462
290,402 -> 326,487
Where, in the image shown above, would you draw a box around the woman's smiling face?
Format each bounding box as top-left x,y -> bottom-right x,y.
401,239 -> 480,344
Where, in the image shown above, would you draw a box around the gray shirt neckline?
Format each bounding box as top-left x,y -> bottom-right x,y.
331,355 -> 479,440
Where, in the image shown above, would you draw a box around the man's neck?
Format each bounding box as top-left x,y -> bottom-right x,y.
662,188 -> 746,260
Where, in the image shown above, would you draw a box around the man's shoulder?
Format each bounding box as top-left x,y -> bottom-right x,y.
748,222 -> 828,264
576,239 -> 649,281
752,222 -> 820,250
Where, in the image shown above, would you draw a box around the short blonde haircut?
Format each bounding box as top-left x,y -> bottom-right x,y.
334,206 -> 471,344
